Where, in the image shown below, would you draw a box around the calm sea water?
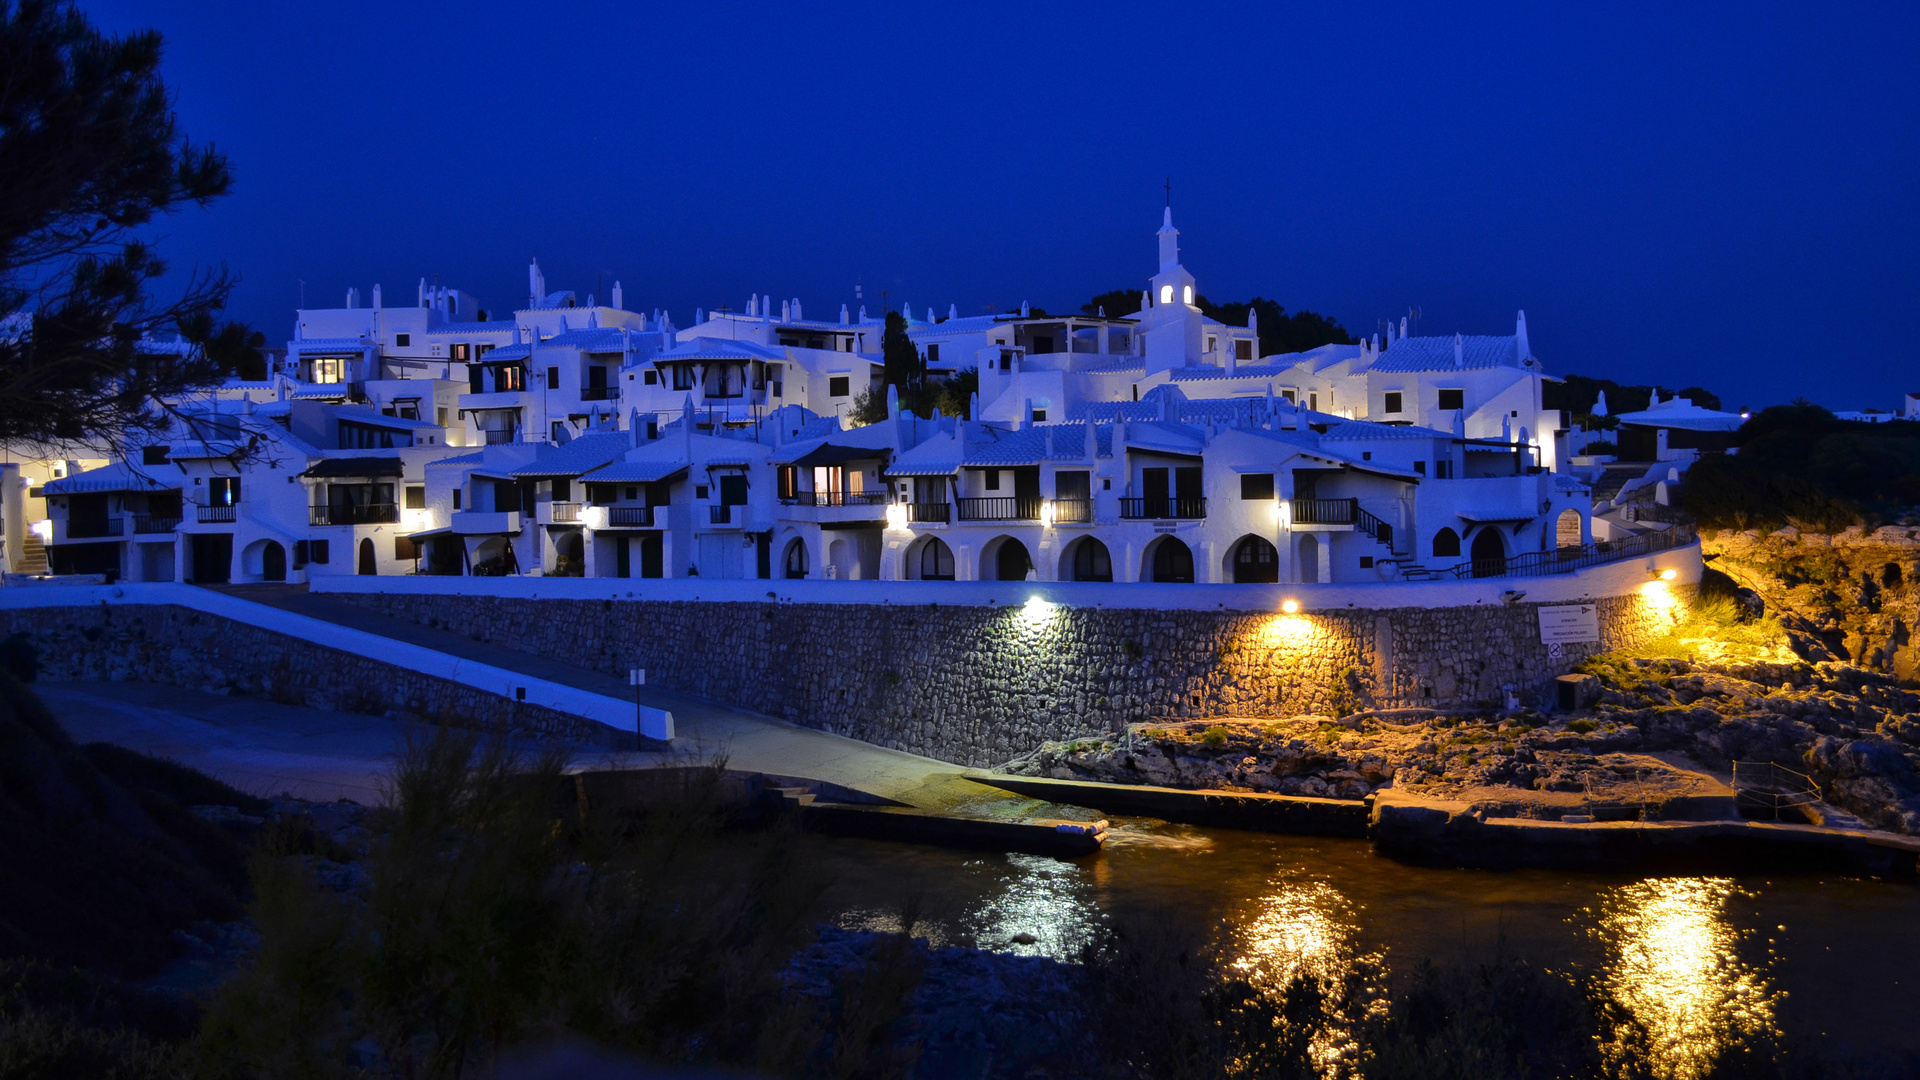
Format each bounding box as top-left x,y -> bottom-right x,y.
809,817 -> 1920,1074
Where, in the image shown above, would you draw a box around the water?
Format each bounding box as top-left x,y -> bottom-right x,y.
810,817 -> 1920,1073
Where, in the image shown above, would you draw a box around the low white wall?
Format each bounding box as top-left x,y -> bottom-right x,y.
311,541 -> 1702,613
0,582 -> 650,733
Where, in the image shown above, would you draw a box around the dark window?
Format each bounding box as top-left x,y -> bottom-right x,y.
404,485 -> 425,509
719,474 -> 747,505
984,471 -> 1000,491
917,538 -> 955,580
1031,408 -> 1046,422
395,333 -> 411,347
1432,528 -> 1461,558
452,490 -> 462,510
927,343 -> 940,363
1054,471 -> 1090,499
785,540 -> 809,579
469,365 -> 485,393
1150,537 -> 1194,583
624,487 -> 637,500
1414,461 -> 1426,475
695,485 -> 709,500
1231,535 -> 1279,583
551,478 -> 570,502
1281,389 -> 1296,403
1235,339 -> 1253,360
395,536 -> 421,560
772,380 -> 782,398
1240,473 -> 1275,500
672,366 -> 693,391
309,538 -> 331,564
142,445 -> 170,465
1069,538 -> 1112,582
644,370 -> 658,384
829,376 -> 850,397
1383,392 -> 1403,414
645,421 -> 658,440
546,366 -> 559,386
1438,389 -> 1464,410
209,477 -> 240,506
293,540 -> 308,568
1360,556 -> 1374,568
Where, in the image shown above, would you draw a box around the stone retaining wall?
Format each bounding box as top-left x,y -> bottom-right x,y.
328,590 -> 1686,765
0,604 -> 599,739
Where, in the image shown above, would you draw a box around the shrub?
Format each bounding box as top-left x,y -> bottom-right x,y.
1200,725 -> 1231,748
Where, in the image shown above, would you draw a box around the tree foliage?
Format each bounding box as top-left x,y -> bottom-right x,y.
1683,404 -> 1920,530
0,0 -> 241,446
1548,373 -> 1723,427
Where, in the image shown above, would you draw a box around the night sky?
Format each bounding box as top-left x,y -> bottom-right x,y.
91,1 -> 1919,411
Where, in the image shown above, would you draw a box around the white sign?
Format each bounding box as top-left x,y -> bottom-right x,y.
1538,604 -> 1600,644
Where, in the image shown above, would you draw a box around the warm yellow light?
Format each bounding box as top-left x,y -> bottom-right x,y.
885,503 -> 907,531
1039,499 -> 1055,528
1260,614 -> 1313,646
1659,567 -> 1678,581
1281,598 -> 1300,614
1159,285 -> 1173,305
1019,596 -> 1056,625
1182,285 -> 1194,305
1641,579 -> 1678,612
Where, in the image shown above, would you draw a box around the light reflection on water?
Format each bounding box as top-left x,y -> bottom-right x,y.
1588,877 -> 1780,1080
1227,872 -> 1383,1074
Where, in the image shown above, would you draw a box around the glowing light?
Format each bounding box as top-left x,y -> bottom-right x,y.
1641,579 -> 1678,611
885,503 -> 907,531
29,520 -> 51,542
1159,284 -> 1174,304
1229,875 -> 1380,1073
1281,598 -> 1300,614
1261,614 -> 1314,646
1182,285 -> 1194,305
1659,567 -> 1678,581
1019,596 -> 1057,625
1591,878 -> 1778,1080
1039,499 -> 1055,528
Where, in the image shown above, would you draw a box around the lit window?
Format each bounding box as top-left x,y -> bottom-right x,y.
1182,286 -> 1193,305
1159,285 -> 1173,304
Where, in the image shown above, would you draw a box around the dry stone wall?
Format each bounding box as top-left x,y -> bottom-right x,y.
330,590 -> 1684,766
0,604 -> 599,739
1703,524 -> 1920,680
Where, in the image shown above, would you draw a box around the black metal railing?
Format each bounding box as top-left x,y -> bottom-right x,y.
957,496 -> 1042,521
132,514 -> 179,534
781,490 -> 890,507
66,517 -> 123,539
1118,497 -> 1207,520
1050,497 -> 1094,523
579,386 -> 616,401
908,502 -> 950,523
1355,505 -> 1394,548
609,506 -> 654,527
1446,524 -> 1697,580
1291,497 -> 1356,525
482,428 -> 517,444
197,505 -> 237,523
709,504 -> 734,524
549,502 -> 581,523
312,503 -> 399,526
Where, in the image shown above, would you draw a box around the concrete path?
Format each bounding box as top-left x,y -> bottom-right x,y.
43,584 -> 1004,810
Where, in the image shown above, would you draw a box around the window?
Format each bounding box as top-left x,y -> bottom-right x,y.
141,445 -> 170,465
453,490 -> 462,510
1182,285 -> 1193,305
1438,388 -> 1464,410
395,333 -> 411,347
695,485 -> 709,500
1281,389 -> 1297,403
551,422 -> 566,442
625,487 -> 637,500
452,343 -> 470,362
293,541 -> 308,569
1207,337 -> 1216,353
1383,392 -> 1403,414
829,376 -> 850,397
917,538 -> 955,580
1160,285 -> 1173,304
1432,528 -> 1461,558
397,401 -> 420,420
645,421 -> 658,440
1102,477 -> 1111,490
1240,473 -> 1275,500
209,477 -> 240,506
719,474 -> 747,505
1360,556 -> 1374,568
551,478 -> 570,502
1436,459 -> 1453,478
644,370 -> 658,385
1414,461 -> 1426,476
310,357 -> 344,384
1309,393 -> 1318,411
772,380 -> 783,397
404,485 -> 425,509
1362,452 -> 1372,460
984,470 -> 1000,491
1031,408 -> 1046,422
395,536 -> 420,560
672,365 -> 693,391
1236,340 -> 1253,360
547,366 -> 560,386
339,420 -> 404,449
437,407 -> 448,427
309,538 -> 331,564
927,343 -> 940,363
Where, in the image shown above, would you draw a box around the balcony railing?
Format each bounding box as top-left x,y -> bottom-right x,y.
1050,498 -> 1093,524
908,502 -> 950,523
482,428 -> 517,444
1290,498 -> 1356,525
197,504 -> 237,523
550,502 -> 581,523
132,514 -> 180,534
579,386 -> 615,401
66,517 -> 123,539
312,503 -> 399,526
608,505 -> 655,527
957,496 -> 1041,521
1118,497 -> 1207,520
1445,524 -> 1698,580
709,504 -> 734,524
780,490 -> 890,507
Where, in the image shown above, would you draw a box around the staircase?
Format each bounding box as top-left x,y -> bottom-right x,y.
15,533 -> 48,575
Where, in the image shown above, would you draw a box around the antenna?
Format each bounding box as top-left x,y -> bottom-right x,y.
1164,176 -> 1171,207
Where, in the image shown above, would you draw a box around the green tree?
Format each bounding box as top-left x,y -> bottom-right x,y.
187,315 -> 267,381
879,310 -> 924,393
1081,289 -> 1142,318
0,0 -> 242,446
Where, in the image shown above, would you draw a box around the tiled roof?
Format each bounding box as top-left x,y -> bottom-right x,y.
424,322 -> 512,336
1368,335 -> 1523,373
1076,359 -> 1146,375
1166,363 -> 1296,382
510,432 -> 631,478
42,460 -> 175,495
1320,421 -> 1453,441
579,458 -> 691,484
475,343 -> 532,362
288,337 -> 369,351
655,337 -> 788,363
534,327 -> 635,352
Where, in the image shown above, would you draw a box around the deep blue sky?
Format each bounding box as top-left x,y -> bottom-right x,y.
93,0 -> 1919,410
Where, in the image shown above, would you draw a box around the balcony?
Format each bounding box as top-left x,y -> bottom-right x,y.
1290,498 -> 1355,526
780,490 -> 889,507
708,504 -> 742,526
133,515 -> 180,534
197,505 -> 238,524
549,502 -> 581,523
311,503 -> 399,526
1050,498 -> 1094,524
579,386 -> 616,401
957,496 -> 1042,521
1118,497 -> 1207,520
450,509 -> 521,534
65,517 -> 124,539
482,428 -> 518,445
607,505 -> 656,527
908,502 -> 951,524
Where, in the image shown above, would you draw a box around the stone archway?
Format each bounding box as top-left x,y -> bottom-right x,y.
1230,534 -> 1279,583
989,536 -> 1032,581
1062,536 -> 1113,582
1145,536 -> 1194,583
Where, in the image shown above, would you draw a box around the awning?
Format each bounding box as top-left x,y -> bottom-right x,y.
784,443 -> 886,468
579,462 -> 690,484
302,456 -> 404,478
406,526 -> 452,541
1456,509 -> 1537,523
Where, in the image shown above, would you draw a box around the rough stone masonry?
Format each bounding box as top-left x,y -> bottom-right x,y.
331,590 -> 1684,766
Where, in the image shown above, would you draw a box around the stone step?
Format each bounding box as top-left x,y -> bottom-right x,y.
17,534 -> 48,575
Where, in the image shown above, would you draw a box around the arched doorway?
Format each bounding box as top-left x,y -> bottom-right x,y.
992,537 -> 1032,581
550,531 -> 583,576
261,541 -> 286,582
1231,535 -> 1279,583
1296,533 -> 1321,583
1432,527 -> 1461,559
1147,537 -> 1194,583
1555,509 -> 1584,550
827,537 -> 853,580
357,537 -> 377,575
911,537 -> 955,580
783,538 -> 809,579
1064,537 -> 1112,582
1470,527 -> 1507,578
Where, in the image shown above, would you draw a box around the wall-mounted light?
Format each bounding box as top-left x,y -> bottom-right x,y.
1657,567 -> 1677,581
1281,598 -> 1300,614
1019,595 -> 1057,625
1039,499 -> 1055,528
885,503 -> 907,531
